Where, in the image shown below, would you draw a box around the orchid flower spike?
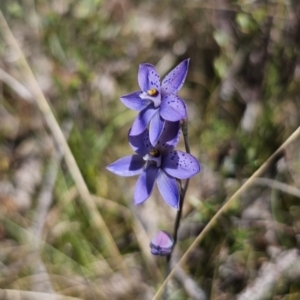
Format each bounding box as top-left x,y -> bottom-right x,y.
120,59 -> 190,144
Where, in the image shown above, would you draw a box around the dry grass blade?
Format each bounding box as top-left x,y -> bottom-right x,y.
0,289 -> 83,300
30,121 -> 73,294
186,1 -> 288,20
0,11 -> 127,272
251,178 -> 300,198
92,194 -> 162,281
171,251 -> 206,300
152,126 -> 300,300
237,249 -> 300,300
0,68 -> 33,103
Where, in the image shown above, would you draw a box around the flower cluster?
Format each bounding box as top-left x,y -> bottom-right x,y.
107,59 -> 200,209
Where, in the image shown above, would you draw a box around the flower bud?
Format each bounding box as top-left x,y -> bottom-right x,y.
150,230 -> 174,256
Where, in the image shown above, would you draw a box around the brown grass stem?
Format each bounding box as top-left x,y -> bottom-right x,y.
152,126 -> 300,300
0,10 -> 127,272
0,289 -> 83,300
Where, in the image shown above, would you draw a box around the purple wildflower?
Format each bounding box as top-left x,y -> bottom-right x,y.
106,121 -> 200,209
150,230 -> 174,256
120,59 -> 189,144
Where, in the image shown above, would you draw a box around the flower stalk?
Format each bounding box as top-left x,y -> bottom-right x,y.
164,120 -> 191,299
106,59 -> 200,298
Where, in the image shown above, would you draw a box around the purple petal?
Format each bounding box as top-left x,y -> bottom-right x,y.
149,111 -> 164,145
129,129 -> 152,156
138,63 -> 160,92
120,91 -> 151,111
162,150 -> 200,179
160,94 -> 187,121
134,165 -> 159,205
161,59 -> 189,96
130,105 -> 158,136
106,155 -> 144,177
156,171 -> 179,209
150,230 -> 174,256
155,121 -> 180,152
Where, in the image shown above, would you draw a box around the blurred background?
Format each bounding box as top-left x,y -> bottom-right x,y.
1,0 -> 300,299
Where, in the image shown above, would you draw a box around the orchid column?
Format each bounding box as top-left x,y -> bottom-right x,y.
107,59 -> 200,260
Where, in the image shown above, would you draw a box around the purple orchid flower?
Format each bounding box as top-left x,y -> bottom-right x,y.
106,121 -> 200,209
120,59 -> 189,144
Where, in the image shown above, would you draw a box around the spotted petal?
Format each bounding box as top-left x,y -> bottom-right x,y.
138,63 -> 160,92
162,150 -> 200,179
106,155 -> 144,177
134,165 -> 159,205
156,171 -> 179,209
120,91 -> 151,111
130,105 -> 158,136
155,121 -> 180,152
161,59 -> 189,96
160,94 -> 187,121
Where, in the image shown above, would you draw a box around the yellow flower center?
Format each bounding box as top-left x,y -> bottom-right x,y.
147,88 -> 158,96
149,149 -> 160,157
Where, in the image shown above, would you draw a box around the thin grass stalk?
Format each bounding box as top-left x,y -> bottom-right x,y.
0,289 -> 82,300
152,126 -> 300,300
0,10 -> 128,272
